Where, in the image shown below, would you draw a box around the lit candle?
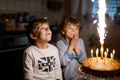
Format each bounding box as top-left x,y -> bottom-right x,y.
110,53 -> 113,64
112,49 -> 115,59
91,49 -> 93,57
110,53 -> 113,59
96,48 -> 99,62
104,51 -> 107,64
96,48 -> 99,57
106,48 -> 109,54
113,49 -> 115,55
104,51 -> 107,58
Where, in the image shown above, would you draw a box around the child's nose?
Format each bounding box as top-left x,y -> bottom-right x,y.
72,29 -> 76,32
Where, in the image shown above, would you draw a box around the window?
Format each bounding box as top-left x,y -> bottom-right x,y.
92,0 -> 120,20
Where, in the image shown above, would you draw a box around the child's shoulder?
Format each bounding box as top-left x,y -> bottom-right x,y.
78,38 -> 85,44
56,38 -> 63,44
24,45 -> 36,52
48,43 -> 57,48
79,37 -> 84,40
48,43 -> 58,52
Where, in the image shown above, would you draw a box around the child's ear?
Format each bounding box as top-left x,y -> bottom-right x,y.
61,30 -> 65,34
30,33 -> 37,40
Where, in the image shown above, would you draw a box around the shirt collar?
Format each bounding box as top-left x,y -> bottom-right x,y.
62,38 -> 69,46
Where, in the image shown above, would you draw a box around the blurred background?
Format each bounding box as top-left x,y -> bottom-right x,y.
0,0 -> 120,80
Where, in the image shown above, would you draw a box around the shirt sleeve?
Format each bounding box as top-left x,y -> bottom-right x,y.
23,50 -> 34,80
54,48 -> 63,80
56,41 -> 73,67
77,39 -> 87,63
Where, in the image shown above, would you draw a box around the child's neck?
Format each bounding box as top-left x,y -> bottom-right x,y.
35,42 -> 48,49
64,37 -> 71,44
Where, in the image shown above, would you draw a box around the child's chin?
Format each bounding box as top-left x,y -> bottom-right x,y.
47,38 -> 52,42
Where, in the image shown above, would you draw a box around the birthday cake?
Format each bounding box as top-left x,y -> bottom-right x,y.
82,57 -> 120,76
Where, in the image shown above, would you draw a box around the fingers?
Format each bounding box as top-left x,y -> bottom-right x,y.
70,34 -> 78,48
73,33 -> 78,42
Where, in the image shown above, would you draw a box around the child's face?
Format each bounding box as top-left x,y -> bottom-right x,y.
34,23 -> 52,43
62,24 -> 79,39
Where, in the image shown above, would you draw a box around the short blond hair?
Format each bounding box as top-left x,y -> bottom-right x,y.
60,17 -> 80,35
26,18 -> 49,44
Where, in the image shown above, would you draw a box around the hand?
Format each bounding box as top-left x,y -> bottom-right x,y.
68,33 -> 79,54
74,46 -> 81,56
71,33 -> 79,47
73,33 -> 81,56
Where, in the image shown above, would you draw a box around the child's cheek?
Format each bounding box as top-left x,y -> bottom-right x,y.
75,30 -> 79,34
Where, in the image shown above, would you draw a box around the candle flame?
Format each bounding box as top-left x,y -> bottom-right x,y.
106,48 -> 109,53
110,53 -> 113,59
104,51 -> 107,58
91,49 -> 93,53
91,49 -> 94,57
113,49 -> 115,55
104,51 -> 107,55
96,48 -> 99,53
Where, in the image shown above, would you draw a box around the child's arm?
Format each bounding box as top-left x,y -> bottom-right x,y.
76,39 -> 87,63
74,46 -> 81,56
23,51 -> 34,80
56,41 -> 73,66
69,33 -> 80,55
54,48 -> 63,80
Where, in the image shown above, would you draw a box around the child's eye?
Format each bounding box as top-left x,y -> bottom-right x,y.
68,27 -> 72,30
75,28 -> 78,30
40,27 -> 50,31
